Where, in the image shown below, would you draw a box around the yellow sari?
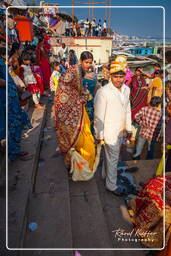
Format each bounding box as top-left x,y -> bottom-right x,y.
75,108 -> 95,170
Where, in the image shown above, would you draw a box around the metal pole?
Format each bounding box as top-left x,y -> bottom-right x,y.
72,0 -> 74,26
88,0 -> 90,20
92,0 -> 94,20
108,0 -> 111,34
105,0 -> 107,21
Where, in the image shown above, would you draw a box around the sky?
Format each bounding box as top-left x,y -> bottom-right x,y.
34,0 -> 171,39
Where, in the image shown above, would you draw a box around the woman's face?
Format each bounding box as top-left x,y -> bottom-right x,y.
81,58 -> 93,72
23,59 -> 31,65
135,70 -> 141,77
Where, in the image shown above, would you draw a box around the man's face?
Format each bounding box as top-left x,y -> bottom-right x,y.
111,73 -> 126,88
154,65 -> 160,71
81,58 -> 93,72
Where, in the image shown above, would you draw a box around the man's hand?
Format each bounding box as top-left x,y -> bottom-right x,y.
95,139 -> 104,145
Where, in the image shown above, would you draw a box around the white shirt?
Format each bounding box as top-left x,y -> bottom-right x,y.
58,46 -> 69,60
166,63 -> 171,80
21,64 -> 36,85
65,21 -> 69,29
94,81 -> 132,144
103,22 -> 107,29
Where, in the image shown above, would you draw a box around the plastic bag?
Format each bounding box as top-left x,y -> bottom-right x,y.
70,143 -> 101,181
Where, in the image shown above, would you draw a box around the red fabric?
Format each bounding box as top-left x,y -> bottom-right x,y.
135,175 -> 171,213
36,42 -> 51,88
131,174 -> 171,249
130,75 -> 148,121
43,34 -> 51,52
19,66 -> 24,81
27,83 -> 40,94
34,74 -> 44,95
135,106 -> 162,141
54,65 -> 85,155
39,58 -> 51,89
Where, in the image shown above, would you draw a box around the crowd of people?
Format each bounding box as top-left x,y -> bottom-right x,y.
53,51 -> 171,253
64,18 -> 108,37
0,6 -> 171,254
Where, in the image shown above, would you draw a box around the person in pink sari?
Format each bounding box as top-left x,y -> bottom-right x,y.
125,66 -> 134,86
36,35 -> 51,90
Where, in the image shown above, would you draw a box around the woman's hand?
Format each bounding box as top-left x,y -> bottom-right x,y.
95,139 -> 104,145
81,94 -> 89,103
84,72 -> 94,80
141,86 -> 149,90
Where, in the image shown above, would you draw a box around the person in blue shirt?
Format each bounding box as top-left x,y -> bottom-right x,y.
0,47 -> 32,161
60,58 -> 67,74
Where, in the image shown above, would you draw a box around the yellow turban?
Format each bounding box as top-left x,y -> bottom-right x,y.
110,55 -> 127,74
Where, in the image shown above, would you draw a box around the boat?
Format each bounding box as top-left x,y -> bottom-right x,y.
129,47 -> 153,55
111,51 -> 158,67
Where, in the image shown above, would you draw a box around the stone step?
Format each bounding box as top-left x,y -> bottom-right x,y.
93,158 -> 160,254
69,177 -> 114,254
126,159 -> 160,185
8,103 -> 47,249
22,103 -> 72,253
95,170 -> 144,252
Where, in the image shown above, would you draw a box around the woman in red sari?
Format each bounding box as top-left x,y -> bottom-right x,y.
130,174 -> 171,249
36,35 -> 51,90
130,67 -> 148,121
54,51 -> 96,176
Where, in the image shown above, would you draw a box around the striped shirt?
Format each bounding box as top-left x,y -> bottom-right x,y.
135,106 -> 162,141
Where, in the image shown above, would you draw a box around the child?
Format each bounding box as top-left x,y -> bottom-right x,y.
147,70 -> 163,110
50,61 -> 61,93
31,57 -> 44,96
19,53 -> 44,109
101,65 -> 110,86
60,58 -> 68,74
133,96 -> 162,160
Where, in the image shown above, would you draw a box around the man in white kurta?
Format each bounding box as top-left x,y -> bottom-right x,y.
94,59 -> 132,195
